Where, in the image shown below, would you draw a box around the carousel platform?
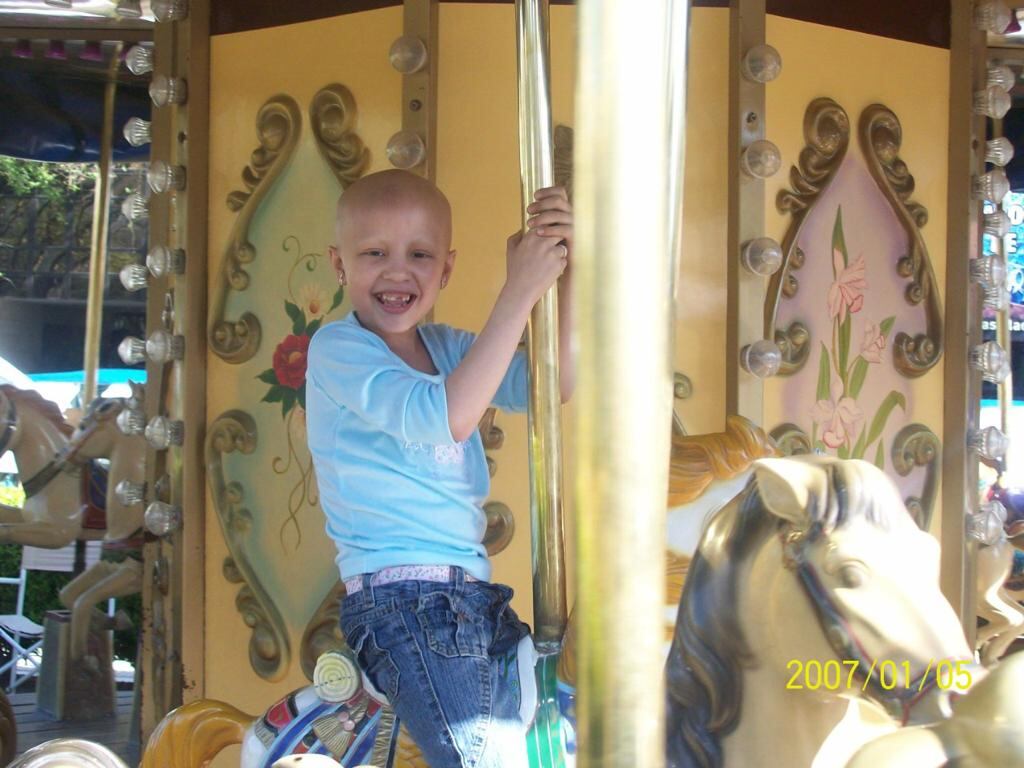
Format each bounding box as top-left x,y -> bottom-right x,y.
10,688 -> 137,764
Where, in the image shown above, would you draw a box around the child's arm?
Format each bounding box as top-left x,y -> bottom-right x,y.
445,187 -> 572,442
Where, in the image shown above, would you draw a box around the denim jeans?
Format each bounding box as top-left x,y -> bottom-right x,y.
340,569 -> 533,768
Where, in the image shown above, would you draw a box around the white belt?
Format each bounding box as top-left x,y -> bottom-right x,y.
344,565 -> 477,596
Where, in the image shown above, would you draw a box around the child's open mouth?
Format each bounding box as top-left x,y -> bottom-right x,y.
375,292 -> 416,311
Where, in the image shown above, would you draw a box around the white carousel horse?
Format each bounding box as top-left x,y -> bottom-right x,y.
666,457 -> 975,768
845,650 -> 1024,768
0,383 -> 147,661
970,500 -> 1024,668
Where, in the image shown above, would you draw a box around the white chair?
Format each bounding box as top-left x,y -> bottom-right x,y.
0,567 -> 44,692
0,543 -> 103,693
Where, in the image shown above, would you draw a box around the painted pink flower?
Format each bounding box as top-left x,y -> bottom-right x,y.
812,395 -> 864,450
860,321 -> 885,364
827,250 -> 866,323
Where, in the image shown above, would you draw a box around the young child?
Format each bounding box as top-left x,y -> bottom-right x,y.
306,169 -> 574,767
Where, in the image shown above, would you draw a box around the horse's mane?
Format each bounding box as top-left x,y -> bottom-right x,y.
668,415 -> 777,507
665,458 -> 903,768
0,385 -> 73,437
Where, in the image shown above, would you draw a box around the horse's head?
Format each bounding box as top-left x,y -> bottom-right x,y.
667,455 -> 972,767
70,390 -> 135,459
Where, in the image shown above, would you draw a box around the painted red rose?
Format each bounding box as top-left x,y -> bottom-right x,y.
272,334 -> 310,390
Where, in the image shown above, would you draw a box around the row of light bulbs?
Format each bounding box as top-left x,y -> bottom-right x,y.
964,5 -> 1018,470
735,44 -> 786,379
110,6 -> 192,538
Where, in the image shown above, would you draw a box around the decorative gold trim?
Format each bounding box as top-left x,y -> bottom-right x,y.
769,98 -> 851,376
140,699 -> 253,768
553,123 -> 574,200
208,94 -> 302,364
859,104 -> 943,378
206,410 -> 290,681
310,84 -> 371,190
769,423 -> 813,456
300,580 -> 347,681
891,423 -> 941,530
483,501 -> 515,556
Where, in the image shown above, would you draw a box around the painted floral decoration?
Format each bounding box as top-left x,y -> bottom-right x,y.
809,207 -> 904,467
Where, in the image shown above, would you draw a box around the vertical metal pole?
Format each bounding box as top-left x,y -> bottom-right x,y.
726,0 -> 767,422
515,0 -> 567,651
82,44 -> 122,405
943,0 -> 984,637
575,0 -> 674,764
666,0 -> 691,311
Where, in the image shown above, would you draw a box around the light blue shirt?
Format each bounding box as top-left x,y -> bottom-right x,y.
306,312 -> 528,581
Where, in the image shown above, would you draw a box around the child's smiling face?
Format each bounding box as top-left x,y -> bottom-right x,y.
330,171 -> 455,346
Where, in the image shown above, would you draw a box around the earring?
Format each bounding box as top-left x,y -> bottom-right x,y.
440,277 -> 448,289
338,273 -> 346,286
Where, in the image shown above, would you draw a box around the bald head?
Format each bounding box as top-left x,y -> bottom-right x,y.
335,169 -> 452,247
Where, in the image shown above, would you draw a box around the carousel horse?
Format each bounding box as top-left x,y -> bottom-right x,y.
970,497 -> 1024,668
665,457 -> 975,768
139,420 -> 985,768
0,384 -> 147,662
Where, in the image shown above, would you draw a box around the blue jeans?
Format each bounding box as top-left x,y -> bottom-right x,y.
340,569 -> 532,768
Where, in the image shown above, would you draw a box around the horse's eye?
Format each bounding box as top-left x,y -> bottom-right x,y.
838,563 -> 867,588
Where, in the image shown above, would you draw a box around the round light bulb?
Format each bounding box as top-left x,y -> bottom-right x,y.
969,425 -> 1010,461
740,339 -> 782,378
972,169 -> 1010,203
146,330 -> 185,363
740,139 -> 782,179
114,479 -> 145,507
970,340 -> 1009,377
149,74 -> 187,107
145,416 -> 184,450
976,1 -> 1013,34
967,501 -> 1006,545
124,45 -> 153,75
121,192 -> 149,221
147,161 -> 186,194
115,0 -> 142,18
389,35 -> 428,74
986,137 -> 1015,167
984,283 -> 1012,311
988,63 -> 1016,91
152,0 -> 188,22
986,359 -> 1013,384
118,336 -> 147,365
741,44 -> 782,83
123,117 -> 151,147
741,237 -> 783,276
116,408 -> 146,436
974,86 -> 1012,119
970,254 -> 1008,289
386,130 -> 427,169
984,210 -> 1011,237
146,246 -> 185,278
119,263 -> 149,292
145,502 -> 182,536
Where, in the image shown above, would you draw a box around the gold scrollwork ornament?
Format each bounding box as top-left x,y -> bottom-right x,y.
206,410 -> 291,681
209,95 -> 302,365
770,98 -> 851,376
891,423 -> 941,530
310,83 -> 371,189
859,104 -> 943,377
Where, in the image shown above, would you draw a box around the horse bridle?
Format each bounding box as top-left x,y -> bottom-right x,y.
781,524 -> 966,725
5,400 -> 104,501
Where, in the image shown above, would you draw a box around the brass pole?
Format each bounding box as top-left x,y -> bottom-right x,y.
575,0 -> 675,765
515,0 -> 567,651
82,43 -> 122,404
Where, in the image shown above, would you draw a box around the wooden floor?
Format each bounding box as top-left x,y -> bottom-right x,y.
9,688 -> 138,765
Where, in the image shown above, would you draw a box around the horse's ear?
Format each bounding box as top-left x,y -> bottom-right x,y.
752,458 -> 818,526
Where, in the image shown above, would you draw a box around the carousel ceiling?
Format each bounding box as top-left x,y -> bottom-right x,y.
0,0 -> 153,28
